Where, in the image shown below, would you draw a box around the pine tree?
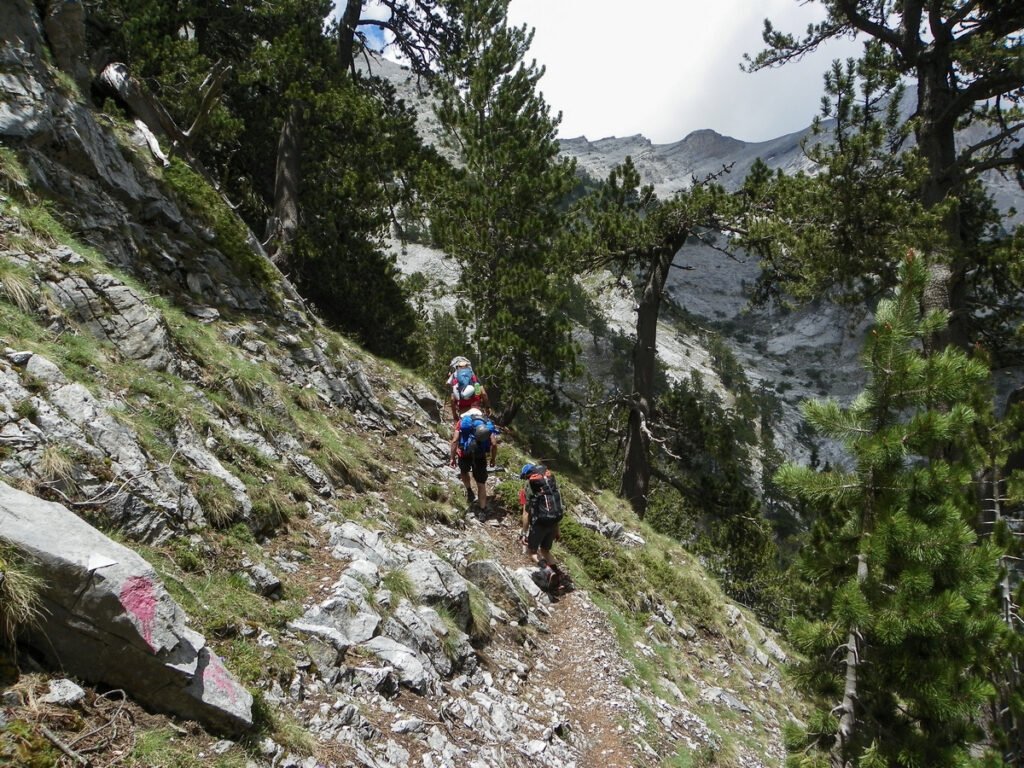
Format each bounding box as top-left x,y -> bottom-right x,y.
91,0 -> 435,363
573,158 -> 739,517
744,2 -> 1024,354
429,0 -> 579,425
778,251 -> 1006,767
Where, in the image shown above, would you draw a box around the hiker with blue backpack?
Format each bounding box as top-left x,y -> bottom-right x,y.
519,463 -> 568,594
449,406 -> 498,511
447,356 -> 491,423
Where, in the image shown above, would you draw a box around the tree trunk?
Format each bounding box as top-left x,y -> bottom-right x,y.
97,61 -> 223,183
97,63 -> 187,149
337,0 -> 363,74
266,104 -> 302,267
620,241 -> 681,518
830,552 -> 868,768
915,55 -> 966,350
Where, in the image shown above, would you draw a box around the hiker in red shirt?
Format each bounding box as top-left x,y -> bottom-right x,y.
446,356 -> 491,422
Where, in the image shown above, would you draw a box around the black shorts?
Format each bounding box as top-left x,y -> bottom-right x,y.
458,452 -> 488,483
527,520 -> 557,553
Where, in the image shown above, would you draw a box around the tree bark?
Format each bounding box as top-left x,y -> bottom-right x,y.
620,239 -> 683,518
98,63 -> 187,149
915,54 -> 967,351
266,104 -> 302,267
337,0 -> 363,74
830,551 -> 867,768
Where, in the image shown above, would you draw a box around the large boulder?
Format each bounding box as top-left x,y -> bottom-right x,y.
0,483 -> 253,735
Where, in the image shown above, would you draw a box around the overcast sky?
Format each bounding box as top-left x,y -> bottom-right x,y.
505,0 -> 862,144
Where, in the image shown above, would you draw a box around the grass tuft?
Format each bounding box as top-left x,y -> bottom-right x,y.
0,542 -> 43,647
38,444 -> 76,488
466,583 -> 493,644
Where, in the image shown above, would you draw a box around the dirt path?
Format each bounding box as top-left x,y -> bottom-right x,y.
474,510 -> 652,768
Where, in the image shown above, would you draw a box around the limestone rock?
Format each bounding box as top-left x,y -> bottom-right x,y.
401,551 -> 471,631
0,483 -> 252,734
463,559 -> 529,624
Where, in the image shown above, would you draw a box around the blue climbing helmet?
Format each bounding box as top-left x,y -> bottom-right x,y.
520,463 -> 535,479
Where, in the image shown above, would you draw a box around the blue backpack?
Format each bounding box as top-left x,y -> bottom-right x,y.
451,367 -> 484,412
458,415 -> 495,457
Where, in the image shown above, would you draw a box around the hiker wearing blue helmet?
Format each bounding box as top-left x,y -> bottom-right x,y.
450,407 -> 498,511
519,462 -> 564,579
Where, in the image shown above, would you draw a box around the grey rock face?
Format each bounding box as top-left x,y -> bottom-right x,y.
40,679 -> 85,707
401,551 -> 471,631
48,272 -> 178,372
288,574 -> 381,652
463,559 -> 529,624
0,483 -> 253,734
360,636 -> 430,693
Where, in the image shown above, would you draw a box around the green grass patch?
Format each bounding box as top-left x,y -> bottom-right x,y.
0,146 -> 30,191
381,568 -> 416,603
12,398 -> 37,423
0,260 -> 36,313
491,480 -> 521,511
161,160 -> 277,287
190,473 -> 241,528
38,443 -> 76,488
0,717 -> 59,767
251,483 -> 305,530
396,514 -> 419,535
0,299 -> 44,344
0,541 -> 43,646
466,583 -> 493,644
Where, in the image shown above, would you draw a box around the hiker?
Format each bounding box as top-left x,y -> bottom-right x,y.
450,406 -> 498,511
447,356 -> 491,422
519,463 -> 565,588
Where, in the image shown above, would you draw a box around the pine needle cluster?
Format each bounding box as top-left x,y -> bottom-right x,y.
778,252 -> 1007,768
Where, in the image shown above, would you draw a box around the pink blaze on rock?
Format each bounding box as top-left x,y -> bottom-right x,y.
120,575 -> 158,652
203,653 -> 239,704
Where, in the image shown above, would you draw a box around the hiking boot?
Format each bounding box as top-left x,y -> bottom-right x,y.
465,488 -> 476,504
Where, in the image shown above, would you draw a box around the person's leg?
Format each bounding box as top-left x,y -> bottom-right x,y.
462,478 -> 476,503
472,455 -> 488,510
536,524 -> 558,567
526,526 -> 543,566
457,459 -> 476,503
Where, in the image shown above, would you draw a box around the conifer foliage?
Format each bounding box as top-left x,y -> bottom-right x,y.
778,252 -> 1006,767
745,2 -> 1024,353
430,0 -> 579,425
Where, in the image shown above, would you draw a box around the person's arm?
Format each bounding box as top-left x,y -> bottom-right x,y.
488,433 -> 497,466
449,428 -> 459,466
481,389 -> 491,417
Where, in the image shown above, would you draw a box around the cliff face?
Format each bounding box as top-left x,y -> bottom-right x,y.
0,3 -> 802,767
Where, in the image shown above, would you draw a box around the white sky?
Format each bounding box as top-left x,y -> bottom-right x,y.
505,0 -> 863,144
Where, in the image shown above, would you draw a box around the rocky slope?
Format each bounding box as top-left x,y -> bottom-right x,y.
0,4 -> 802,767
